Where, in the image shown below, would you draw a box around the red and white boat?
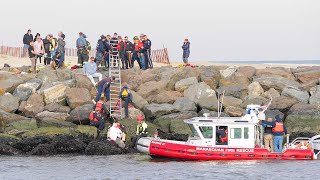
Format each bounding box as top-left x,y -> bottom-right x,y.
137,104 -> 320,160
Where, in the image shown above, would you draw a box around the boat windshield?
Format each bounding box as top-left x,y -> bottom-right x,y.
188,124 -> 199,138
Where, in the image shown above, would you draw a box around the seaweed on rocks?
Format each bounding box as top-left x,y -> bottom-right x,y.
85,140 -> 125,155
0,136 -> 19,145
11,136 -> 50,152
0,144 -> 21,155
29,143 -> 57,155
157,129 -> 188,141
51,135 -> 87,154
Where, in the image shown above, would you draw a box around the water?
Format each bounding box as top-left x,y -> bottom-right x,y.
211,60 -> 320,65
0,154 -> 319,180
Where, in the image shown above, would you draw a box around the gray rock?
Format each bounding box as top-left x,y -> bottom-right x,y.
281,86 -> 309,103
68,104 -> 94,123
241,96 -> 268,108
220,66 -> 237,78
143,103 -> 178,121
309,85 -> 320,105
173,97 -> 197,112
43,84 -> 69,105
216,86 -> 248,100
131,91 -> 148,110
44,103 -> 71,113
221,96 -> 243,108
0,109 -> 30,131
35,111 -> 70,121
184,82 -> 218,111
174,77 -> 198,92
236,66 -> 256,80
254,76 -> 302,91
167,67 -> 200,90
37,118 -> 77,128
265,110 -> 284,120
35,67 -> 59,87
13,78 -> 42,101
154,111 -> 197,132
248,82 -> 264,98
263,88 -> 280,99
65,88 -> 92,109
22,93 -> 45,118
199,66 -> 220,90
73,73 -> 94,91
0,71 -> 34,93
56,69 -> 72,81
225,106 -> 245,117
137,81 -> 168,99
0,93 -> 20,113
51,79 -> 76,88
148,91 -> 182,104
255,67 -> 295,80
197,109 -> 229,117
269,96 -> 298,112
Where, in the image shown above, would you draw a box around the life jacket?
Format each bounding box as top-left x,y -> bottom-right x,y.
95,100 -> 104,112
272,122 -> 284,132
134,41 -> 143,51
221,130 -> 228,143
121,88 -> 129,98
117,41 -> 126,51
51,38 -> 57,52
89,111 -> 99,122
137,122 -> 148,135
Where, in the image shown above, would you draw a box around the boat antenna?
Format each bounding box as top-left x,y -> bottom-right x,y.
218,90 -> 225,118
217,92 -> 220,118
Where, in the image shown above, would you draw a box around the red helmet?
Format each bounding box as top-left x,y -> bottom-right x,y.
136,116 -> 144,122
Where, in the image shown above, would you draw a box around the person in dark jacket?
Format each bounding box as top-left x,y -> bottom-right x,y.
272,114 -> 287,153
118,36 -> 127,69
56,34 -> 66,68
89,109 -> 106,131
76,32 -> 89,66
124,36 -> 134,68
43,34 -> 53,66
96,35 -> 107,68
143,35 -> 152,69
262,117 -> 276,152
103,35 -> 112,68
182,38 -> 190,64
95,77 -> 116,102
23,29 -> 33,57
119,85 -> 132,118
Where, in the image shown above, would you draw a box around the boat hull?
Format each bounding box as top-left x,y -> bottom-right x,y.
137,138 -> 314,160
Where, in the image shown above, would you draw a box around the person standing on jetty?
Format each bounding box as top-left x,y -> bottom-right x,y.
76,32 -> 89,66
117,36 -> 127,69
28,40 -> 37,73
272,114 -> 287,153
182,38 -> 190,64
33,35 -> 44,65
143,34 -> 153,69
95,35 -> 108,69
56,34 -> 66,68
43,34 -> 53,66
124,36 -> 134,68
23,29 -> 33,57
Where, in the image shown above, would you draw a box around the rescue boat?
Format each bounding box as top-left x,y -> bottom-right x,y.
137,104 -> 320,160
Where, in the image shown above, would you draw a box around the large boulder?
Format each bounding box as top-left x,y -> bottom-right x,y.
13,78 -> 42,101
167,67 -> 200,90
281,86 -> 309,103
254,76 -> 302,91
264,110 -> 284,120
199,66 -> 220,90
294,70 -> 320,84
127,107 -> 145,120
35,111 -> 70,121
43,84 -> 69,105
218,75 -> 250,100
0,93 -> 19,113
4,119 -> 37,136
21,93 -> 45,118
236,66 -> 256,80
65,88 -> 92,109
143,103 -> 178,121
131,91 -> 148,110
44,103 -> 71,113
248,82 -> 264,98
263,88 -> 280,99
37,118 -> 77,128
35,68 -> 59,87
286,103 -> 320,134
255,67 -> 295,80
269,96 -> 299,112
197,109 -> 229,117
216,86 -> 248,100
56,69 -> 72,81
173,97 -> 197,112
0,71 -> 34,93
220,66 -> 237,78
184,82 -> 218,111
222,96 -> 243,108
148,91 -> 183,104
126,69 -> 161,91
240,96 -> 268,108
225,106 -> 244,117
68,104 -> 93,123
309,85 -> 320,105
137,81 -> 168,99
21,127 -> 74,139
73,74 -> 93,91
174,77 -> 198,92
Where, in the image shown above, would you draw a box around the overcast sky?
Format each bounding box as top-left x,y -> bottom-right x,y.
1,0 -> 319,62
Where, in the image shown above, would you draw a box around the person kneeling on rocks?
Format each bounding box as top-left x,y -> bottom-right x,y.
108,122 -> 125,149
130,116 -> 148,148
93,97 -> 110,122
89,107 -> 106,131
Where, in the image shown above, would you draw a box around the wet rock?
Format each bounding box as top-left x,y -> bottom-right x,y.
37,118 -> 77,128
0,93 -> 20,113
137,80 -> 168,99
199,66 -> 220,90
0,134 -> 19,145
225,106 -> 244,117
73,73 -> 93,91
309,85 -> 320,105
51,135 -> 87,154
255,67 -> 295,80
167,67 -> 200,90
77,125 -> 98,138
0,144 -> 21,155
236,66 -> 256,80
65,88 -> 92,109
44,103 -> 71,113
254,76 -> 302,91
11,136 -> 50,152
281,86 -> 309,103
170,119 -> 192,135
131,91 -> 148,110
29,143 -> 57,155
68,104 -> 93,124
0,71 -> 34,93
294,70 -> 320,84
269,96 -> 299,112
173,97 -> 197,112
154,111 -> 197,132
157,130 -> 188,141
85,140 -> 124,155
263,88 -> 280,99
0,109 -> 30,131
220,66 -> 237,78
43,84 -> 69,105
22,93 -> 45,118
21,127 -> 74,139
184,82 -> 218,111
148,91 -> 183,104
175,77 -> 198,92
221,96 -> 243,108
13,78 -> 42,101
143,103 -> 178,121
36,111 -> 70,121
248,82 -> 264,98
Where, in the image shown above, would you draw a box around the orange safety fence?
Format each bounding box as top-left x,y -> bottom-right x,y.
0,45 -> 170,64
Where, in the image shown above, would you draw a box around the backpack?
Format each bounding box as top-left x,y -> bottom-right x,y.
86,40 -> 91,51
121,89 -> 129,98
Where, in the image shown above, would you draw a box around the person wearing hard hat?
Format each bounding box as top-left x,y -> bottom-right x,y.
130,116 -> 148,148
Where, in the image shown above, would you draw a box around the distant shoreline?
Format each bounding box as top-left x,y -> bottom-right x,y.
210,60 -> 320,65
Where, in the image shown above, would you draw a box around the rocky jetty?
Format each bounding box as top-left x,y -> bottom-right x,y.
1,65 -> 320,155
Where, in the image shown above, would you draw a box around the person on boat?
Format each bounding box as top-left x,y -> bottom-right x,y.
89,108 -> 106,132
130,116 -> 148,148
262,117 -> 276,152
272,114 -> 287,153
217,126 -> 228,145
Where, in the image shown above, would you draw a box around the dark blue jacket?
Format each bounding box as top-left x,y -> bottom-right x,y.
96,39 -> 107,54
143,39 -> 152,52
262,120 -> 276,134
273,114 -> 287,136
182,42 -> 190,58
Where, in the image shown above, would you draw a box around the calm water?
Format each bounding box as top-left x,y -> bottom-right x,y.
0,154 -> 319,180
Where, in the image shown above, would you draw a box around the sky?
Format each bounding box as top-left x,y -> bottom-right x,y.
0,0 -> 319,62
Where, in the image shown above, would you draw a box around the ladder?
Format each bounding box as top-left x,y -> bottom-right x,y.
109,40 -> 122,120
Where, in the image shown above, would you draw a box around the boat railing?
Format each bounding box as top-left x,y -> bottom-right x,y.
288,137 -> 314,150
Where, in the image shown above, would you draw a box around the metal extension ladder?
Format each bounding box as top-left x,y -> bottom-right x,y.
109,44 -> 122,120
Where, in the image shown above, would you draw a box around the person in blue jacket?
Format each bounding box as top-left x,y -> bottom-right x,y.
119,85 -> 132,118
95,76 -> 115,102
182,38 -> 190,64
95,35 -> 107,68
272,114 -> 287,153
